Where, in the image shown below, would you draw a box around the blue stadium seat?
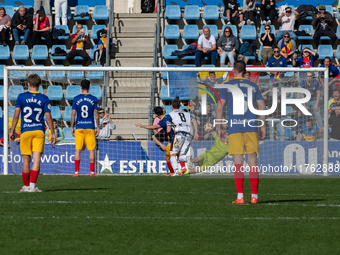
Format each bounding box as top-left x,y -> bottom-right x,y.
73,5 -> 90,21
29,65 -> 46,80
48,65 -> 65,80
72,25 -> 89,37
184,5 -> 200,20
165,5 -> 181,20
203,5 -> 219,20
31,85 -> 44,94
298,44 -> 313,52
9,106 -> 15,118
51,45 -> 67,60
317,45 -> 333,60
337,25 -> 340,39
1,5 -> 14,18
45,106 -> 61,121
62,127 -> 75,142
10,65 -> 26,80
65,85 -> 81,100
0,45 -> 10,60
87,65 -> 104,80
67,65 -> 84,80
91,25 -> 107,40
240,25 -> 256,40
53,25 -> 70,40
89,45 -> 96,60
12,45 -> 29,60
160,85 -> 176,100
93,5 -> 109,20
8,85 -> 24,100
47,85 -> 63,101
338,8 -> 340,20
164,25 -> 180,40
0,65 -> 5,80
0,107 -> 2,117
325,5 -> 334,17
201,64 -> 215,67
221,25 -> 238,38
181,45 -> 195,60
63,106 -> 73,121
162,45 -> 178,59
285,65 -> 295,78
89,85 -> 102,100
203,25 -> 218,39
337,45 -> 340,60
259,25 -> 276,37
298,25 -> 314,40
31,45 -> 48,60
183,25 -> 199,40
163,105 -> 173,114
0,85 -> 3,100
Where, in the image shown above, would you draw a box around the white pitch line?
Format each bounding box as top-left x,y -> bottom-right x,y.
1,216 -> 340,220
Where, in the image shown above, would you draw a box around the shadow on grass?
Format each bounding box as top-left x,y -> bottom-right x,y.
44,187 -> 113,192
260,199 -> 325,204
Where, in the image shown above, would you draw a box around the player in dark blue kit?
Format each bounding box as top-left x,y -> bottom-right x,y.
71,79 -> 100,177
135,106 -> 176,176
9,74 -> 55,192
216,60 -> 266,204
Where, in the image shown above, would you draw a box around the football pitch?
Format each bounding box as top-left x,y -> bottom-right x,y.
1,175 -> 340,254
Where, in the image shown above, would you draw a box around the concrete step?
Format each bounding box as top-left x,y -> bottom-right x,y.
113,119 -> 150,135
110,134 -> 148,141
114,17 -> 156,28
113,37 -> 155,48
111,113 -> 149,119
113,27 -> 155,34
109,77 -> 153,87
115,13 -> 157,19
113,52 -> 154,58
110,57 -> 154,67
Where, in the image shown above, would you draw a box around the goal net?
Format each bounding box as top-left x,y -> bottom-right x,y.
1,66 -> 334,176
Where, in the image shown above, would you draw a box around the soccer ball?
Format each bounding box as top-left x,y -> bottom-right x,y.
204,123 -> 214,132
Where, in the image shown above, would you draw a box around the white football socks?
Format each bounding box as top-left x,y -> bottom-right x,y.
237,193 -> 244,199
30,183 -> 36,189
170,156 -> 179,174
252,194 -> 258,199
179,155 -> 187,162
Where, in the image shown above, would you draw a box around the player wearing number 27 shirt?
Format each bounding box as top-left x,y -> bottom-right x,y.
71,79 -> 100,177
10,74 -> 56,192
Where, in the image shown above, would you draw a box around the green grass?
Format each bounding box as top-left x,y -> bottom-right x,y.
0,175 -> 340,254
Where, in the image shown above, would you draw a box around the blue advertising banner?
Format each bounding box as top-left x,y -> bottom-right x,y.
1,141 -> 340,175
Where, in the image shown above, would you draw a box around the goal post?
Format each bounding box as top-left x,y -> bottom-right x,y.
2,66 -> 330,176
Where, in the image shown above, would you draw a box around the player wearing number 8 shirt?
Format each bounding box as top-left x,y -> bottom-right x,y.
216,60 -> 266,204
71,79 -> 100,177
168,98 -> 192,176
9,74 -> 56,192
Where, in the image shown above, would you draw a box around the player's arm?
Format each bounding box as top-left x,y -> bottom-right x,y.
45,112 -> 56,147
191,117 -> 199,141
153,136 -> 167,151
9,108 -> 20,141
70,109 -> 76,137
257,99 -> 266,139
94,109 -> 100,136
216,99 -> 226,142
135,123 -> 161,130
314,89 -> 321,112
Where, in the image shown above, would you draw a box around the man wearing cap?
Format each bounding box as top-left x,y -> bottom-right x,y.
312,5 -> 336,48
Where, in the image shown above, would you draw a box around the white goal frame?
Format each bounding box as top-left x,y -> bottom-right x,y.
3,66 -> 329,175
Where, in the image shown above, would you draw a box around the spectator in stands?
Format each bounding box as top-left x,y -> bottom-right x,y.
0,7 -> 11,47
277,32 -> 296,61
329,104 -> 340,141
260,0 -> 276,25
34,0 -> 52,28
93,28 -> 113,66
55,0 -> 68,26
267,47 -> 287,79
292,47 -> 318,69
242,0 -> 256,25
223,0 -> 244,27
96,108 -> 116,140
276,7 -> 298,42
294,110 -> 308,135
195,27 -> 217,67
312,5 -> 336,49
319,57 -> 339,91
11,6 -> 33,45
300,72 -> 323,128
32,10 -> 52,53
217,26 -> 239,67
298,118 -> 322,141
328,89 -> 340,117
260,25 -> 275,65
67,24 -> 90,66
45,119 -> 64,143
